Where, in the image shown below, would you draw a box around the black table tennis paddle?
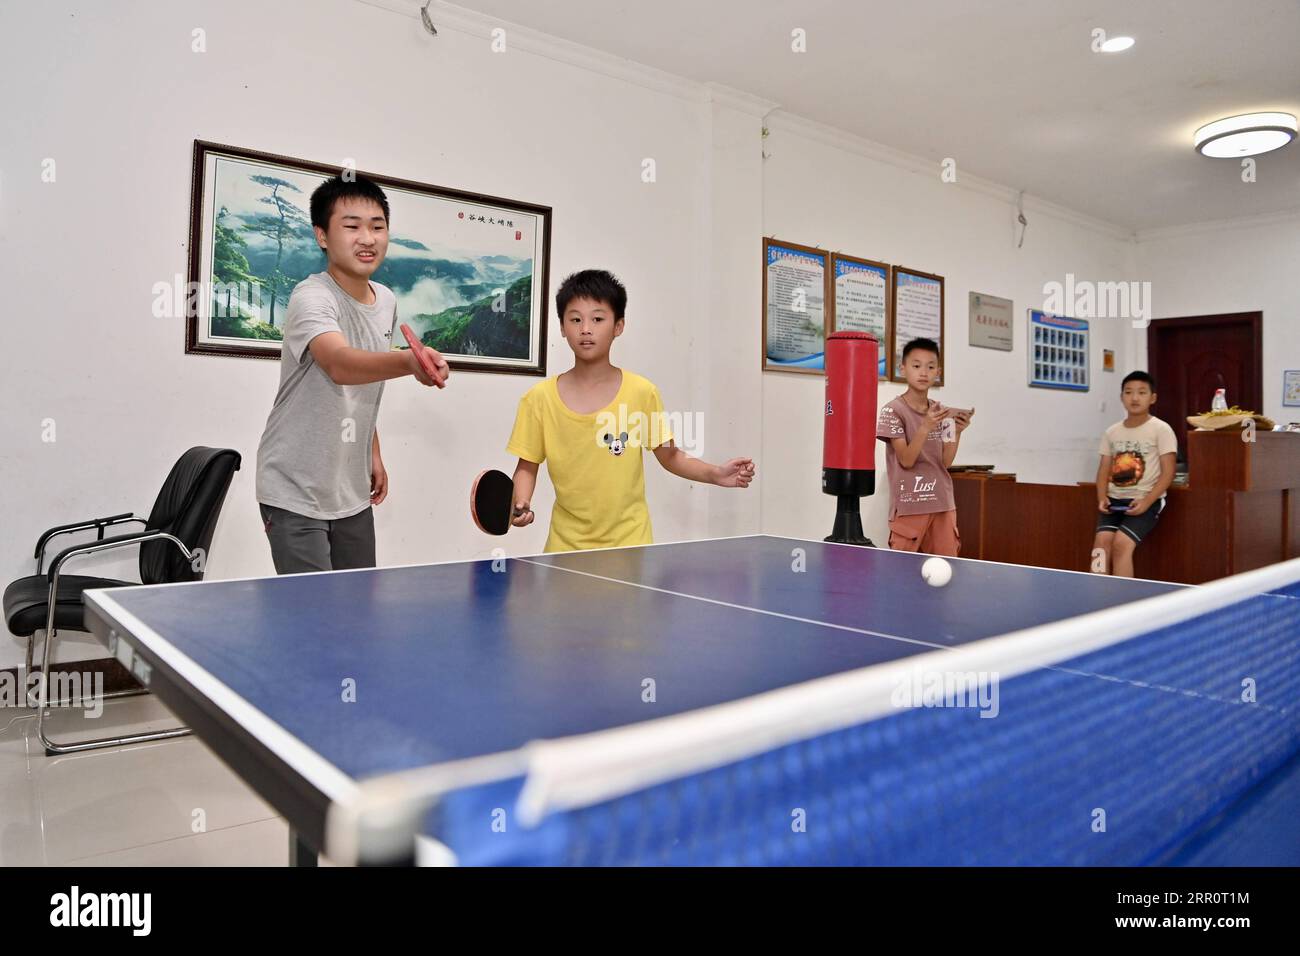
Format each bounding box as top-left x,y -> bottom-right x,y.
471,469 -> 517,535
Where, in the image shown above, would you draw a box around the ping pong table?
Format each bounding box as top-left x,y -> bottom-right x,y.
81,535 -> 1300,866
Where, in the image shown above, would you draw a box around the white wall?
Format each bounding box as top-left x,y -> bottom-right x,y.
1134,213 -> 1300,424
701,97 -> 766,537
0,0 -> 756,668
758,118 -> 1137,545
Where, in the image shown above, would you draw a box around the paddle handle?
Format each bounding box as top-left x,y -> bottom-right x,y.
400,323 -> 443,385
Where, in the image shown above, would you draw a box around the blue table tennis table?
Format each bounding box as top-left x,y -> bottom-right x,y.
82,535 -> 1300,866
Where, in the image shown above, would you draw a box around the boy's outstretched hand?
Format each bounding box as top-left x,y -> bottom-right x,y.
405,345 -> 450,388
714,458 -> 756,488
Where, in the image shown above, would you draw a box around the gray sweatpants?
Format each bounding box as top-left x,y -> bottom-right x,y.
259,503 -> 376,574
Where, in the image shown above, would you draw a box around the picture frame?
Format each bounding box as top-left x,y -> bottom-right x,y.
829,253 -> 891,380
1028,310 -> 1090,391
763,238 -> 829,374
1284,369 -> 1300,407
185,140 -> 552,375
889,266 -> 945,384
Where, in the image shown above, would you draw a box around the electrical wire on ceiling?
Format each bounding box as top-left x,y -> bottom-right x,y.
1016,190 -> 1029,248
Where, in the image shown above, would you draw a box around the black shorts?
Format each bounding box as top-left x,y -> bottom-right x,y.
1095,495 -> 1165,544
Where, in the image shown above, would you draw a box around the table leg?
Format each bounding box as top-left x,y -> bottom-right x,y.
289,828 -> 318,867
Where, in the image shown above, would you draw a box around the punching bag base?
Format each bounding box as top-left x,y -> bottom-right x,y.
824,494 -> 875,548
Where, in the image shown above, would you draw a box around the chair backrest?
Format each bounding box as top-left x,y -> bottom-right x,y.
139,447 -> 242,585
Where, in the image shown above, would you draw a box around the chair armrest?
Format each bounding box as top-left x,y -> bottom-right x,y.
40,531 -> 194,672
35,514 -> 148,573
46,531 -> 193,584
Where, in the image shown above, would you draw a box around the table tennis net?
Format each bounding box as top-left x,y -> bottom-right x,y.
399,563 -> 1300,865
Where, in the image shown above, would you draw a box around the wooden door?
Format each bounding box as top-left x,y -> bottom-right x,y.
1146,312 -> 1262,460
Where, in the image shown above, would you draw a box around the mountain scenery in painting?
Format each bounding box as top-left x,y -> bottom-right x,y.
206,160 -> 535,361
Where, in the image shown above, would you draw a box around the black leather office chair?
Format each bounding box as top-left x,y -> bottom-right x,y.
4,446 -> 241,753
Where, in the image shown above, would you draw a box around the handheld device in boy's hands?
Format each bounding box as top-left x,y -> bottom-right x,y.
944,405 -> 975,430
400,323 -> 448,388
1110,501 -> 1132,512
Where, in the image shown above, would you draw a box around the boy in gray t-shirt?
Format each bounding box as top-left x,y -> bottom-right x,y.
254,174 -> 449,574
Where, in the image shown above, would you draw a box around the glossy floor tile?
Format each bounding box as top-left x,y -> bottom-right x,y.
1,693 -> 288,866
65,816 -> 289,866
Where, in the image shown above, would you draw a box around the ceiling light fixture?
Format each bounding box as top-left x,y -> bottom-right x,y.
1194,112 -> 1297,158
1099,36 -> 1135,53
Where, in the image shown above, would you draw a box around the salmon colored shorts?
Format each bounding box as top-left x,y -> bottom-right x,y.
887,509 -> 961,557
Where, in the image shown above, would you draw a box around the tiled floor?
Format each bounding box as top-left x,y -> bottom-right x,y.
0,693 -> 289,866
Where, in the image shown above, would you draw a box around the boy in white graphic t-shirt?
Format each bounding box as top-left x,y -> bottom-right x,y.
1092,370 -> 1178,577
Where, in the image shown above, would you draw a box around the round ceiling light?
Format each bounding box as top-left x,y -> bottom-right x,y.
1194,112 -> 1298,158
1099,36 -> 1135,52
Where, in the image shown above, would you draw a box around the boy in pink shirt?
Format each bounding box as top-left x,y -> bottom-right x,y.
875,338 -> 974,555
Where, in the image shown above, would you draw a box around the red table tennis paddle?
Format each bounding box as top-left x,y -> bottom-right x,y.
400,323 -> 445,387
471,469 -> 519,535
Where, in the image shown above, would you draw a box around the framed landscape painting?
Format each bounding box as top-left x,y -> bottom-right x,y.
186,140 -> 552,375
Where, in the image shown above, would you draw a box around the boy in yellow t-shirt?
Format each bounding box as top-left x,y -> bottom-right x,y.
507,269 -> 755,552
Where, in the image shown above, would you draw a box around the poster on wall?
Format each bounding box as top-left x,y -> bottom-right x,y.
763,238 -> 828,374
830,254 -> 890,379
186,140 -> 552,375
1284,369 -> 1300,407
890,267 -> 945,383
1028,310 -> 1090,391
969,292 -> 1013,351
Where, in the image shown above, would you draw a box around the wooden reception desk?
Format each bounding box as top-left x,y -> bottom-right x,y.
951,430 -> 1300,584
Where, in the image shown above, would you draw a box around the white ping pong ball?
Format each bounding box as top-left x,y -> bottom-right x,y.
921,557 -> 953,588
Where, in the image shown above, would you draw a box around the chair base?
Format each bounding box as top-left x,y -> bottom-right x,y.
38,715 -> 193,755
28,628 -> 191,755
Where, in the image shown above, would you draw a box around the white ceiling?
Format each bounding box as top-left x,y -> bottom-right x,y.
445,0 -> 1300,232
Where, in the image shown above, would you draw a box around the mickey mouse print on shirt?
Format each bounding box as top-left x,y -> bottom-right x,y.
603,432 -> 629,456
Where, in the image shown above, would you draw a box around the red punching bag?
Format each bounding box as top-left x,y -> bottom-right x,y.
822,331 -> 878,544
